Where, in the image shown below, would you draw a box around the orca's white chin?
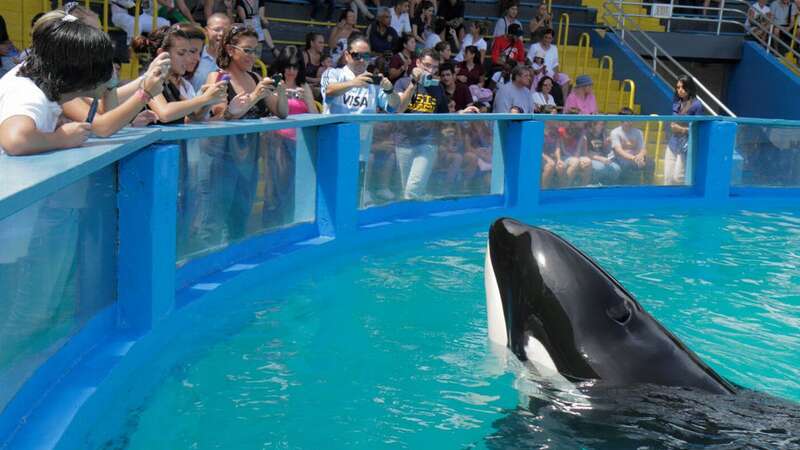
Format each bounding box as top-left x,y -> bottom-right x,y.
485,243 -> 508,347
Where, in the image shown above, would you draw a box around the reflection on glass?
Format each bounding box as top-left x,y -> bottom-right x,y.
360,121 -> 502,208
540,119 -> 690,189
0,168 -> 117,411
733,125 -> 800,187
176,130 -> 316,265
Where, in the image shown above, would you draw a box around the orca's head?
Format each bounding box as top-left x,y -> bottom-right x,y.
484,218 -> 735,393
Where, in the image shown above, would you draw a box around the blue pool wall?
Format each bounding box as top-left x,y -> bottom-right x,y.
727,41 -> 800,120
1,114 -> 799,449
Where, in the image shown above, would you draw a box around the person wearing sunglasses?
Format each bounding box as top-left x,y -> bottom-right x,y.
321,35 -> 404,205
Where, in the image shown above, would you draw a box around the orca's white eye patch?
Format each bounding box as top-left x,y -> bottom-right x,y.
607,302 -> 632,324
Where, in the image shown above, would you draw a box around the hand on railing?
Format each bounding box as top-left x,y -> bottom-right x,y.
54,122 -> 93,149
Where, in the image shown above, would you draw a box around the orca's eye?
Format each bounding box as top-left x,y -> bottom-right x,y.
607,302 -> 632,324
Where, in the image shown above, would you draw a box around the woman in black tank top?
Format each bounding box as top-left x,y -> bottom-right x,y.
303,32 -> 325,86
208,26 -> 287,120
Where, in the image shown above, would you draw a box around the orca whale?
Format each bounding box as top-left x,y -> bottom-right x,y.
484,217 -> 736,395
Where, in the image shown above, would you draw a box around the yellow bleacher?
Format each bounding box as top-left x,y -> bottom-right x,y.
581,0 -> 664,32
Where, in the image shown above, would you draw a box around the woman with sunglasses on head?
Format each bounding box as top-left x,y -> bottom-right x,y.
132,24 -> 228,124
208,26 -> 287,120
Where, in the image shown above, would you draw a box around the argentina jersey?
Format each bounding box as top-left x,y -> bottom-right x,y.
320,66 -> 392,114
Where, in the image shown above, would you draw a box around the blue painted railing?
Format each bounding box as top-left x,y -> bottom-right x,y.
0,113 -> 798,449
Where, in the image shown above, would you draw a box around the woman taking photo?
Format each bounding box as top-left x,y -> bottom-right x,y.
132,24 -> 228,124
664,75 -> 703,185
208,26 -> 287,120
263,46 -> 319,226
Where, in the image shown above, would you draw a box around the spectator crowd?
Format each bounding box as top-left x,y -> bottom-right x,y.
0,0 -> 781,213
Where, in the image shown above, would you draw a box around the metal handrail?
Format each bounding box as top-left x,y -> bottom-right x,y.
619,79 -> 635,110
557,13 -> 570,51
575,32 -> 591,76
254,59 -> 268,78
614,0 -> 749,34
603,0 -> 737,117
600,55 -> 614,112
613,0 -> 800,71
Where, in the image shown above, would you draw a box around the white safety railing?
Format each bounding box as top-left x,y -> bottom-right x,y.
603,0 -> 737,117
608,0 -> 800,74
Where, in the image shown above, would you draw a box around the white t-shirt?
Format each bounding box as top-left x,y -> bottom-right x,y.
390,8 -> 412,35
320,65 -> 391,114
424,33 -> 441,50
0,71 -> 63,155
454,34 -> 488,62
528,42 -> 560,77
493,16 -> 522,37
491,71 -> 510,89
746,2 -> 771,30
532,91 -> 556,108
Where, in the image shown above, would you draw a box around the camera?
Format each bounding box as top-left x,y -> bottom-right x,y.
421,73 -> 440,87
271,73 -> 283,84
368,73 -> 383,84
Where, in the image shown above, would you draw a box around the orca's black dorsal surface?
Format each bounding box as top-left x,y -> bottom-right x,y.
484,217 -> 736,395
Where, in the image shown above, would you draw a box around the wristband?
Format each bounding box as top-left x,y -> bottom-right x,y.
382,87 -> 394,94
134,88 -> 152,103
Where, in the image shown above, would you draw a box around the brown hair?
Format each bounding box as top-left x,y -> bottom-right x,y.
131,24 -> 206,59
216,25 -> 260,69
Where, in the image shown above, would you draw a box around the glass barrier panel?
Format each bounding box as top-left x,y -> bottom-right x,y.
538,118 -> 694,189
733,124 -> 800,187
176,129 -> 316,265
358,120 -> 504,208
0,166 -> 117,412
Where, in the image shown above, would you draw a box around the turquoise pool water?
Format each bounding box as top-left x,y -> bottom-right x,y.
90,209 -> 800,449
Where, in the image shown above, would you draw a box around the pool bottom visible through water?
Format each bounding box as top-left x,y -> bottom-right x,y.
87,209 -> 800,450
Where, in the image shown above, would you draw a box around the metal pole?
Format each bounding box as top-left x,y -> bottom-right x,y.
716,0 -> 725,35
653,46 -> 658,73
668,0 -> 674,32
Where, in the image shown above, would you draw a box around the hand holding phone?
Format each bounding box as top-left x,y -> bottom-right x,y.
86,98 -> 99,123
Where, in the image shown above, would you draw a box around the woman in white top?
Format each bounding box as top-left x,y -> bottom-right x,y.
532,76 -> 557,113
746,0 -> 772,41
0,16 -> 115,155
455,21 -> 487,62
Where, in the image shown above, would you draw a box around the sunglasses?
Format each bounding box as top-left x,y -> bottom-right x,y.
348,51 -> 372,61
232,45 -> 258,55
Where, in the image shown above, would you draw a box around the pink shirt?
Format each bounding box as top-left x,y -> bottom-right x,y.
275,98 -> 310,140
564,91 -> 598,115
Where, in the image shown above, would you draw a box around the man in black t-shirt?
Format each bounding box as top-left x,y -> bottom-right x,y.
393,49 -> 478,199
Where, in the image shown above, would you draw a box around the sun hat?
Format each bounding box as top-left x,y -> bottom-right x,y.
575,74 -> 593,88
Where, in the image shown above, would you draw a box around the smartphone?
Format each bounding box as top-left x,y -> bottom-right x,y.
370,73 -> 382,84
218,72 -> 231,82
272,73 -> 283,84
86,98 -> 99,123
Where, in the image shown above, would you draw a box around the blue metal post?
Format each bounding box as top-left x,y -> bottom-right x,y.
316,122 -> 360,238
694,120 -> 737,202
117,143 -> 179,333
502,120 -> 544,214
